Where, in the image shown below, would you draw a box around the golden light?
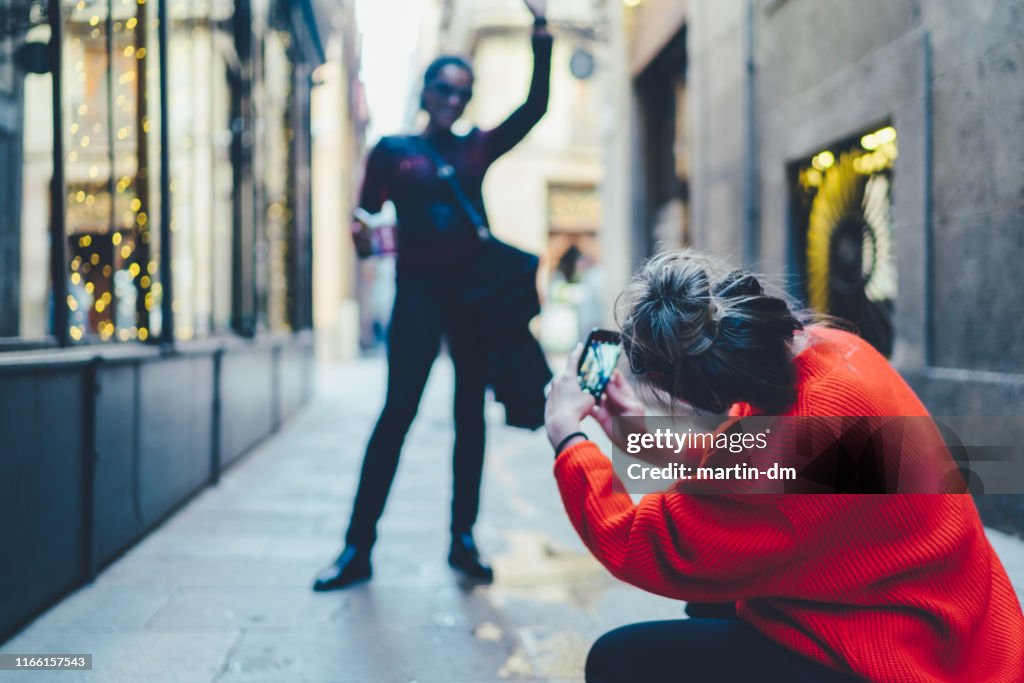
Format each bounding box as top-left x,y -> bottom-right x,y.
811,150 -> 835,171
90,253 -> 100,265
121,245 -> 132,259
140,275 -> 151,288
95,300 -> 106,313
79,235 -> 91,247
71,272 -> 82,285
136,47 -> 147,59
85,282 -> 95,294
70,326 -> 84,341
875,126 -> 896,145
130,198 -> 141,211
138,327 -> 149,341
127,17 -> 137,29
861,125 -> 896,151
129,263 -> 141,277
67,295 -> 78,311
113,232 -> 122,245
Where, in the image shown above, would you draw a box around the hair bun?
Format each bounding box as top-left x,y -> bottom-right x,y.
713,270 -> 764,299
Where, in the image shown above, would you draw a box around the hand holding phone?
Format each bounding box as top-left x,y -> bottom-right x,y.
577,328 -> 622,401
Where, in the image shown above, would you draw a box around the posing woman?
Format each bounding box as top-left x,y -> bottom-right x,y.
314,0 -> 552,591
545,250 -> 1024,682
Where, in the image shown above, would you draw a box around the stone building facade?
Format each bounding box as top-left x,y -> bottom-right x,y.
601,0 -> 1024,532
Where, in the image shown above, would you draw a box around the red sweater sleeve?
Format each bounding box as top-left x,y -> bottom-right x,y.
553,440 -> 797,602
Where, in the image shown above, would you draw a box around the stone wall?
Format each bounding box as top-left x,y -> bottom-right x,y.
687,0 -> 1024,532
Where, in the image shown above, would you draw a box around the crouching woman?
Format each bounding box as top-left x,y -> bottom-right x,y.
544,250 -> 1024,682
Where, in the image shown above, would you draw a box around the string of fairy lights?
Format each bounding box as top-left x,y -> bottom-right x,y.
64,0 -> 157,342
61,0 -> 297,343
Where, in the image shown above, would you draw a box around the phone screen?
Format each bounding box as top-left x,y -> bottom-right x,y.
578,330 -> 622,400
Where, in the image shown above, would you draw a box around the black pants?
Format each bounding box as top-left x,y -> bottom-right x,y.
586,618 -> 862,683
345,283 -> 487,549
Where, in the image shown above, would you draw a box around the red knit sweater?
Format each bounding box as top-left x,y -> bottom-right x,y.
554,327 -> 1024,682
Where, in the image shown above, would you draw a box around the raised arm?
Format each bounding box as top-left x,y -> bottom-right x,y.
481,16 -> 553,162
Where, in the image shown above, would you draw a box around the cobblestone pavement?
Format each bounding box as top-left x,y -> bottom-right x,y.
4,357 -> 1023,682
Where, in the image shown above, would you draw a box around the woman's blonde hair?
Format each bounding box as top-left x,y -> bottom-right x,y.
617,250 -> 814,414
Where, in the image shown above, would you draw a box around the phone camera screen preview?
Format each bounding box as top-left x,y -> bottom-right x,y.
578,335 -> 622,399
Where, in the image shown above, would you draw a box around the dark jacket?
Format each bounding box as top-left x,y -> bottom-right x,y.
464,240 -> 551,430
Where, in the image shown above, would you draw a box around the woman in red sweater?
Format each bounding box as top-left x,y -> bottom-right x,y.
545,251 -> 1024,682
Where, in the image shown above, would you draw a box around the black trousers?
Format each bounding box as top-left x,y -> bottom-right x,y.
586,618 -> 862,683
345,283 -> 487,549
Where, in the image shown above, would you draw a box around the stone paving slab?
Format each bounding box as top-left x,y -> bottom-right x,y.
2,356 -> 1022,683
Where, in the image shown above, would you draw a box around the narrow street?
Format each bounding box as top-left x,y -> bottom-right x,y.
6,357 -> 1024,682
3,357 -> 689,682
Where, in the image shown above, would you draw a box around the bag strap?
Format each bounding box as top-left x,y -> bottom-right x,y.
417,136 -> 491,241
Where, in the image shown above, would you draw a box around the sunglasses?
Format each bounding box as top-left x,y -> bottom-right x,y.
429,81 -> 473,102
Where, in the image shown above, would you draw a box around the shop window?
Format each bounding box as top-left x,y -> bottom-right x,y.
261,28 -> 293,332
790,125 -> 898,355
0,1 -> 53,341
62,0 -> 162,342
168,0 -> 234,340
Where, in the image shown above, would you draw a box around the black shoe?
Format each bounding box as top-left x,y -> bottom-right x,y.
312,546 -> 372,591
448,532 -> 494,583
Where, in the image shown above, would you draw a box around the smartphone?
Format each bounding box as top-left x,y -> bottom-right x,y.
578,328 -> 622,400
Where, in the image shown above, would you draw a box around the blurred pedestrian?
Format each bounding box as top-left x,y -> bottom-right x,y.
545,250 -> 1024,682
314,0 -> 552,591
